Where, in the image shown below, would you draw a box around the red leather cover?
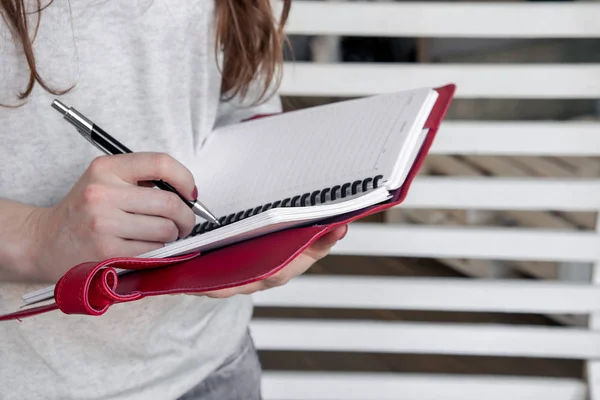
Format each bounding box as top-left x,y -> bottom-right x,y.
0,84 -> 455,322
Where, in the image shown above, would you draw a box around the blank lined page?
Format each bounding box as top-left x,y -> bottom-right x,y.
193,87 -> 436,219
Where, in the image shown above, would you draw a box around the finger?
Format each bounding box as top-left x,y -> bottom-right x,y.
90,237 -> 165,261
303,224 -> 348,260
112,239 -> 165,258
203,266 -> 297,298
204,280 -> 266,298
203,287 -> 241,298
321,224 -> 348,245
138,181 -> 155,188
90,153 -> 197,201
111,211 -> 181,243
116,185 -> 197,238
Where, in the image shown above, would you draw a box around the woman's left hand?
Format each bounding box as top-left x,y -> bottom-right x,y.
196,224 -> 348,298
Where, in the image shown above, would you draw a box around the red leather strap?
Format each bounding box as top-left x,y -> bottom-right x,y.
54,252 -> 201,315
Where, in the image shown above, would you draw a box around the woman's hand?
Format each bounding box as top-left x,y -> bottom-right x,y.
200,224 -> 348,298
24,153 -> 198,282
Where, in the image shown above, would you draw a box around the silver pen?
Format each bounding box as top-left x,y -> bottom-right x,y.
51,100 -> 221,227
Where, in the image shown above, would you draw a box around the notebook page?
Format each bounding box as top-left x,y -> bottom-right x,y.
194,87 -> 436,219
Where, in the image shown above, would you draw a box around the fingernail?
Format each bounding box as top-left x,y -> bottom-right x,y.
192,186 -> 198,199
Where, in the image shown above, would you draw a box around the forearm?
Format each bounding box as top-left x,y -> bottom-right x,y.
0,198 -> 42,282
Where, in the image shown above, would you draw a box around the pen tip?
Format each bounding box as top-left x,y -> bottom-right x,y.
190,202 -> 221,227
51,100 -> 68,115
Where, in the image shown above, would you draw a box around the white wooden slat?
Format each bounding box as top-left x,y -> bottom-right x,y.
588,362 -> 600,400
431,121 -> 600,156
400,177 -> 600,211
280,1 -> 600,39
252,276 -> 600,314
584,210 -> 600,398
332,224 -> 600,262
262,372 -> 586,400
280,63 -> 600,98
251,319 -> 600,359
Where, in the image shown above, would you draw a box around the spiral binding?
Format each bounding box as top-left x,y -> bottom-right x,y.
190,174 -> 384,236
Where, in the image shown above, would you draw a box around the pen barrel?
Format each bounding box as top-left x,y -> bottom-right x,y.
90,125 -> 133,154
153,180 -> 194,207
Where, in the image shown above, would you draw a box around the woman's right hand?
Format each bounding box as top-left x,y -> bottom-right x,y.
26,153 -> 198,282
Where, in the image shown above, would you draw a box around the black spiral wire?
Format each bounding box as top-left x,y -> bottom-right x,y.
190,174 -> 384,236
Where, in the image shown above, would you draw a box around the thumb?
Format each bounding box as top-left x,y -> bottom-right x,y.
304,224 -> 348,260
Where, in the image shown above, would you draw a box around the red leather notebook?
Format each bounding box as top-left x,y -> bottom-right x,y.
0,84 -> 455,322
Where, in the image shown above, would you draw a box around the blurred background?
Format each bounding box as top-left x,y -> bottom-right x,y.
250,0 -> 600,399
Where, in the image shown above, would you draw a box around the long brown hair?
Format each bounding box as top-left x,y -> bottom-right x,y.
0,0 -> 291,104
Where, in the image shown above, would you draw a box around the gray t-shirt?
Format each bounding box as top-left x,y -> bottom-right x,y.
0,1 -> 281,399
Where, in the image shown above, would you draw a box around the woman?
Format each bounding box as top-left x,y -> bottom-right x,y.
0,1 -> 347,399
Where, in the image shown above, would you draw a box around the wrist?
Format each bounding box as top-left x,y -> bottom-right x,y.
18,207 -> 50,282
0,201 -> 48,282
